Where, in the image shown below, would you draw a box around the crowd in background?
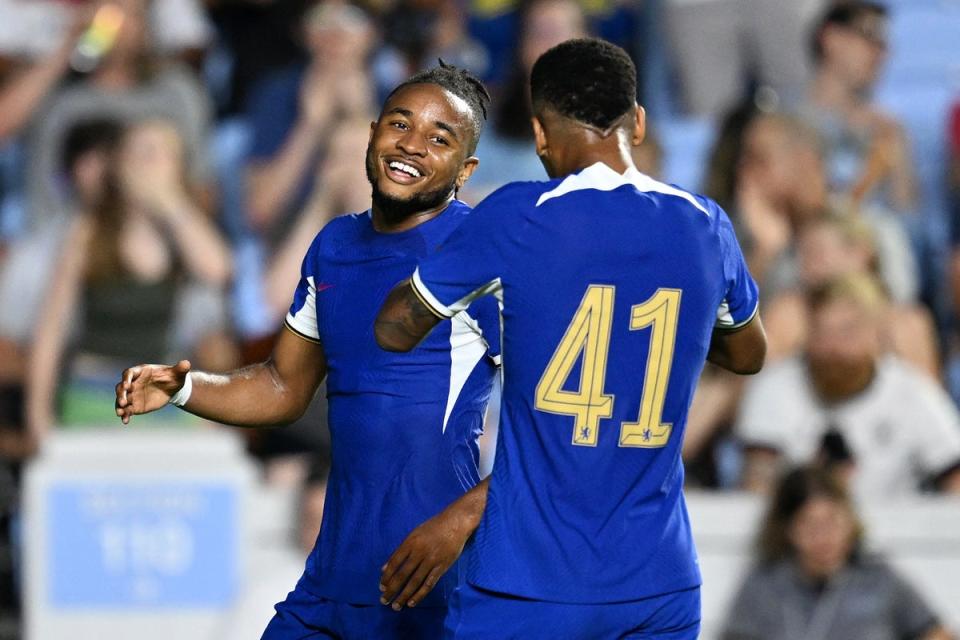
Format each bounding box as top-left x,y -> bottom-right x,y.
0,0 -> 958,638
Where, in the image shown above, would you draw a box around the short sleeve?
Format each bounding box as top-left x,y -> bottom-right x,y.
284,233 -> 322,343
411,186 -> 517,318
908,372 -> 960,478
715,205 -> 760,331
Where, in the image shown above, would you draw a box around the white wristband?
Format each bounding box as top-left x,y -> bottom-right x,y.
168,372 -> 193,408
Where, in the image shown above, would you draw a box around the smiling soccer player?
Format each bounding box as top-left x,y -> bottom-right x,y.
115,64 -> 500,639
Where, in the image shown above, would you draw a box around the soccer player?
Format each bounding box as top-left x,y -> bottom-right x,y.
375,39 -> 767,638
114,65 -> 500,639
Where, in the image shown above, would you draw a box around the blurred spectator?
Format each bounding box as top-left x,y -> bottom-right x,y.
802,1 -> 916,214
722,466 -> 953,640
686,107 -> 920,480
25,118 -> 234,447
24,0 -> 213,228
664,0 -> 824,117
0,0 -> 211,61
464,0 -> 587,200
763,213 -> 939,375
262,121 -> 372,319
706,108 -> 917,302
464,0 -> 639,89
243,1 -> 375,234
0,7 -> 87,143
372,0 -> 489,102
736,273 -> 960,498
204,0 -> 313,119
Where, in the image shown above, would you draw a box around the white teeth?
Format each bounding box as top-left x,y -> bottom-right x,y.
388,161 -> 421,178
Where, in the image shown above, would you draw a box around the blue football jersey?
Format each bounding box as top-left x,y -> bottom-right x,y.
412,163 -> 759,603
285,200 -> 500,607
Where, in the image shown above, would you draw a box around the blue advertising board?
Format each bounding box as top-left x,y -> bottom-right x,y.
46,482 -> 239,609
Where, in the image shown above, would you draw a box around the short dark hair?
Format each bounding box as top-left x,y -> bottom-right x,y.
756,466 -> 864,565
810,1 -> 888,62
385,61 -> 491,153
530,38 -> 637,130
61,118 -> 124,175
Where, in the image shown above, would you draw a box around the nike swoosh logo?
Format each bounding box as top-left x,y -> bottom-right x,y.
317,283 -> 335,292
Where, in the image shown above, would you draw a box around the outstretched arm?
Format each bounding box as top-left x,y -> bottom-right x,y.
116,327 -> 326,426
379,477 -> 489,610
374,278 -> 443,352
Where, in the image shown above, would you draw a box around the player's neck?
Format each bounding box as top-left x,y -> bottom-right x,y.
552,136 -> 635,178
370,195 -> 454,233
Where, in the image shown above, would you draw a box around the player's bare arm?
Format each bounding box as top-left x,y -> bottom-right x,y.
115,327 -> 327,426
374,278 -> 442,352
707,313 -> 767,375
379,477 -> 489,611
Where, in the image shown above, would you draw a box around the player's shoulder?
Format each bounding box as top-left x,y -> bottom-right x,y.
535,162 -> 724,219
305,210 -> 371,258
474,179 -> 555,212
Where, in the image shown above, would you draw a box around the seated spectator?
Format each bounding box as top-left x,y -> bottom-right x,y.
764,213 -> 939,374
243,1 -> 375,235
684,108 -> 917,478
736,273 -> 960,498
463,0 -> 587,201
708,109 -> 917,302
665,0 -> 824,117
23,0 -> 213,227
722,466 -> 952,640
0,5 -> 87,143
802,1 -> 916,214
25,118 -> 234,447
372,0 -> 490,103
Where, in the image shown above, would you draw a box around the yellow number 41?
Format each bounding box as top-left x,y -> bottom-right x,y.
534,285 -> 682,448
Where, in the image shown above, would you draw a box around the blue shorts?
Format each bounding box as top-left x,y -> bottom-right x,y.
444,583 -> 700,640
262,583 -> 445,639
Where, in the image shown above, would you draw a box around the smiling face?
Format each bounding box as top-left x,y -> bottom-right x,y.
365,83 -> 479,227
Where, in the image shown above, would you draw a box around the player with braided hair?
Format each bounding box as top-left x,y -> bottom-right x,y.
116,64 -> 498,639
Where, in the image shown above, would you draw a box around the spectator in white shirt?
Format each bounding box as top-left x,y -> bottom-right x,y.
736,272 -> 960,498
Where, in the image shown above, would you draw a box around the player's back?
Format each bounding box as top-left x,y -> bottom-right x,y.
412,162 -> 759,603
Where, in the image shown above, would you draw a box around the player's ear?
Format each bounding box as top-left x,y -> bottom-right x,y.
369,121 -> 377,142
456,156 -> 479,190
631,106 -> 646,147
532,116 -> 548,157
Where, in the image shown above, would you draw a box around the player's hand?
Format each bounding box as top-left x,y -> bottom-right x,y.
379,506 -> 472,611
115,360 -> 191,425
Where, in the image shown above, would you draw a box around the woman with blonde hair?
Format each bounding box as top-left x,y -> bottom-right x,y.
26,117 -> 233,450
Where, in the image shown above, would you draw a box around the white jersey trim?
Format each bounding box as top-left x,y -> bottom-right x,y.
536,162 -> 709,217
443,310 -> 490,432
285,275 -> 320,340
